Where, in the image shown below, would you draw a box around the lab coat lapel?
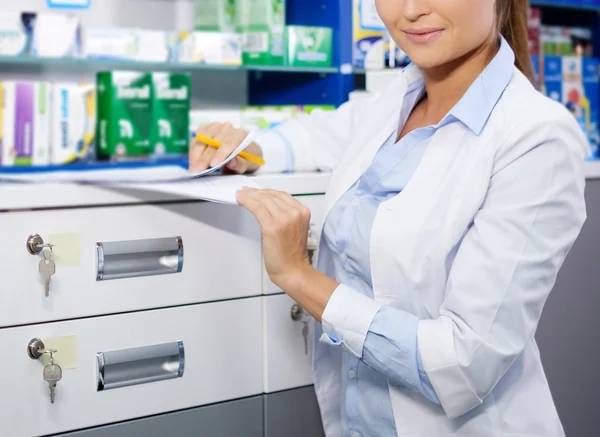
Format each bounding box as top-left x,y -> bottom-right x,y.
370,123 -> 474,306
323,80 -> 409,220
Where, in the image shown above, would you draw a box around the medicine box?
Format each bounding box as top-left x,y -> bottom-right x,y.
151,73 -> 191,156
177,31 -> 242,65
534,55 -> 600,159
84,28 -> 177,62
0,81 -> 51,166
96,71 -> 153,159
237,0 -> 286,66
194,0 -> 236,32
352,0 -> 386,69
50,83 -> 96,164
284,26 -> 333,68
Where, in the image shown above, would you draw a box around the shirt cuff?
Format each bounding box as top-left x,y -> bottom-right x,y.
253,128 -> 295,174
320,284 -> 383,358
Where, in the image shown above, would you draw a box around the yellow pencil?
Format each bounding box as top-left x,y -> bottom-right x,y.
193,133 -> 265,167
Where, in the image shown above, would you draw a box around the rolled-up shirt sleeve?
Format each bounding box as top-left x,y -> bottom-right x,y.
320,284 -> 440,404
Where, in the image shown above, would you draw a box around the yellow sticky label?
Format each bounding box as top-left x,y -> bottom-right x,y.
47,233 -> 81,266
41,335 -> 77,369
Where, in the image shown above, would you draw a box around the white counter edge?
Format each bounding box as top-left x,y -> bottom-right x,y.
0,172 -> 332,211
2,161 -> 600,211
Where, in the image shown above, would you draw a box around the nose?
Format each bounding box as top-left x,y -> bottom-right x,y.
403,0 -> 430,21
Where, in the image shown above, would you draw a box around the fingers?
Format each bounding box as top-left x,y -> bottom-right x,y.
211,125 -> 248,168
189,123 -> 250,173
261,189 -> 311,222
236,190 -> 273,226
221,156 -> 249,175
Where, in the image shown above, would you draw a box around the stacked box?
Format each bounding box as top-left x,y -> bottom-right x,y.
237,0 -> 286,66
535,55 -> 599,159
0,81 -> 51,166
194,0 -> 237,32
285,26 -> 333,68
151,73 -> 191,156
177,31 -> 242,65
50,83 -> 96,164
352,0 -> 386,69
96,72 -> 153,159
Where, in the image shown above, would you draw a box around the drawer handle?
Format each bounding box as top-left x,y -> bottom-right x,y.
96,236 -> 184,281
97,341 -> 185,391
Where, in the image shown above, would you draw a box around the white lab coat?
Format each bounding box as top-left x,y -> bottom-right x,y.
256,65 -> 588,436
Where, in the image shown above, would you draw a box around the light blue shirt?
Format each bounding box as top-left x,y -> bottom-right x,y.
321,41 -> 514,436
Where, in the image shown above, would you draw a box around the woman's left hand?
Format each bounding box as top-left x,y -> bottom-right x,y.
236,187 -> 312,289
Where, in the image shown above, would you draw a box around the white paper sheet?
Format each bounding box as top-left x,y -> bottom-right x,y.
120,175 -> 259,204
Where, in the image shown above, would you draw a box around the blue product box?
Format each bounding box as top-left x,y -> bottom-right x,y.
533,55 -> 599,159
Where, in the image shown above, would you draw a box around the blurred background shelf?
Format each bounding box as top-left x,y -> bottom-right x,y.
0,55 -> 340,75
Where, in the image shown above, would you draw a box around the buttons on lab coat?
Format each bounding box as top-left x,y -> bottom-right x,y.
348,369 -> 356,379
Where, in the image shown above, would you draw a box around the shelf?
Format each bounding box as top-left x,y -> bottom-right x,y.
530,0 -> 600,11
0,55 -> 339,75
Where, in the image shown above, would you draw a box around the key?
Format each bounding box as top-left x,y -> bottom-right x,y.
39,250 -> 56,297
301,321 -> 309,355
42,352 -> 62,404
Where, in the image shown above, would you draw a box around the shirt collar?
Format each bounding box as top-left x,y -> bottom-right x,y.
401,35 -> 515,135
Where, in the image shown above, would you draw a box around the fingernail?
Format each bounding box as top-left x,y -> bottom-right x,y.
210,158 -> 218,167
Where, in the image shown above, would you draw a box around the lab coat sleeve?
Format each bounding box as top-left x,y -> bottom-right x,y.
321,285 -> 441,404
417,119 -> 587,419
253,96 -> 380,173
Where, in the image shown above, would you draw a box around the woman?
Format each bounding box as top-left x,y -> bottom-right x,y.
190,0 -> 588,435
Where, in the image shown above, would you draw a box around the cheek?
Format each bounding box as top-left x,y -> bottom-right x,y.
453,0 -> 496,42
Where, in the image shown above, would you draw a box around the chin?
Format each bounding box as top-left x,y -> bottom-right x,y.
404,53 -> 447,70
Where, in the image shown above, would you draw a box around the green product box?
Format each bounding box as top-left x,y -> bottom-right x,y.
96,71 -> 153,159
151,73 -> 191,156
194,0 -> 236,32
237,0 -> 285,66
285,26 -> 333,67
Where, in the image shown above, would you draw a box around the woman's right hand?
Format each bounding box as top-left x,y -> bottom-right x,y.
189,122 -> 263,174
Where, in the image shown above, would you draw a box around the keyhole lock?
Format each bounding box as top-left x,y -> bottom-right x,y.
26,234 -> 45,255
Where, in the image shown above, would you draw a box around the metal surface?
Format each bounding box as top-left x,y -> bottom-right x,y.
26,234 -> 44,255
290,304 -> 305,321
27,337 -> 45,359
97,341 -> 185,391
95,236 -> 184,281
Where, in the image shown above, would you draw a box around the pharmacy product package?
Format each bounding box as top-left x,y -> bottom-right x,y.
152,73 -> 191,156
534,55 -> 599,159
0,12 -> 81,58
237,0 -> 286,66
96,71 -> 153,159
194,0 -> 236,32
353,0 -> 386,69
0,81 -> 51,166
285,26 -> 333,68
50,83 -> 96,164
177,31 -> 242,65
84,28 -> 177,62
21,12 -> 82,58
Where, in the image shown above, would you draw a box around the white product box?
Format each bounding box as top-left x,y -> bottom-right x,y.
84,28 -> 176,62
178,31 -> 242,65
50,83 -> 96,164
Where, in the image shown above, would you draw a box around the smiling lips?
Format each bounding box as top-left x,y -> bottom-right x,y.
404,28 -> 444,44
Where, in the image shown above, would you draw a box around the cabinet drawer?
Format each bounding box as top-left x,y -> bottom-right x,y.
0,201 -> 261,327
263,195 -> 326,295
0,298 -> 263,437
263,294 -> 314,393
